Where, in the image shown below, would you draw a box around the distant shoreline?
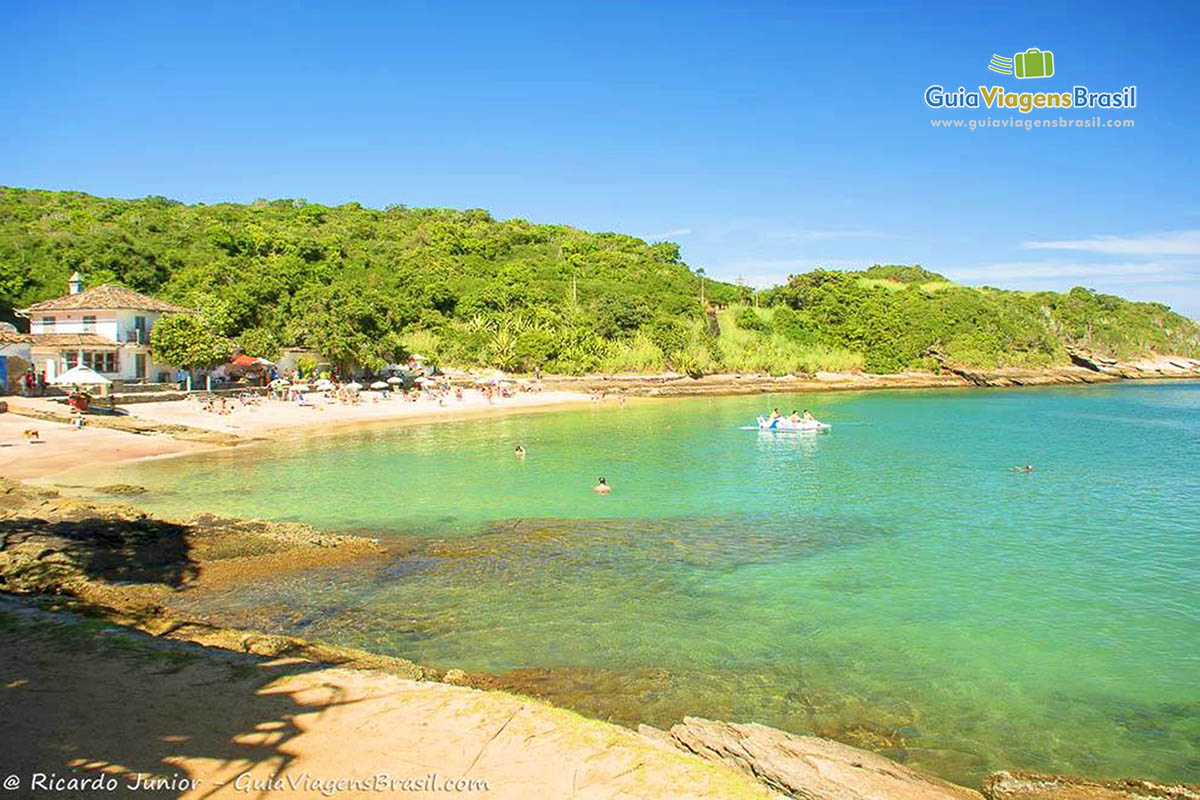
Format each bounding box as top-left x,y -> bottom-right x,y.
528,352 -> 1200,396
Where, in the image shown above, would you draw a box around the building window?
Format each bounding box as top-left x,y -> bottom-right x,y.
64,351 -> 78,369
82,315 -> 96,332
80,351 -> 118,373
41,316 -> 55,332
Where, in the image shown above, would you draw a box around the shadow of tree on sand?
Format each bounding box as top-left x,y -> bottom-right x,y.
0,609 -> 370,799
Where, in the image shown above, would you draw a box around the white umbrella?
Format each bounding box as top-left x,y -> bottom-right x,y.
415,376 -> 435,386
314,379 -> 334,390
370,381 -> 388,390
387,376 -> 404,385
345,381 -> 363,391
290,384 -> 311,392
52,365 -> 111,385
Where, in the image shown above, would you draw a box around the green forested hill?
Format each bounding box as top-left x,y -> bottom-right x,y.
2,187 -> 1197,375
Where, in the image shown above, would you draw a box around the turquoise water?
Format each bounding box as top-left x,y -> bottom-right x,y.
107,384 -> 1200,785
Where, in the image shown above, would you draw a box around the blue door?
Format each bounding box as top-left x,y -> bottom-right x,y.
0,356 -> 8,395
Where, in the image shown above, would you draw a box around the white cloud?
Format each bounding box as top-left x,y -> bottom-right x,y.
947,260 -> 1200,288
1023,230 -> 1200,256
642,227 -> 692,240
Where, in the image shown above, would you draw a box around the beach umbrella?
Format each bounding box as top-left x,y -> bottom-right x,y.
270,378 -> 289,388
345,381 -> 363,391
51,365 -> 111,385
414,376 -> 435,386
387,376 -> 404,385
370,380 -> 388,390
314,379 -> 334,390
290,383 -> 310,392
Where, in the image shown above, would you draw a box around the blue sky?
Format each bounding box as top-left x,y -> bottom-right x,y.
4,0 -> 1199,317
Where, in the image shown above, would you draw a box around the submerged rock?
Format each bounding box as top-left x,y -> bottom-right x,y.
94,484 -> 148,495
664,716 -> 983,799
982,771 -> 1200,799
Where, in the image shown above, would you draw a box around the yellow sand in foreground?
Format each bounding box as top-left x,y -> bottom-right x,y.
0,618 -> 773,800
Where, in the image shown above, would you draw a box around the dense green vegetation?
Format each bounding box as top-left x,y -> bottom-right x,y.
2,187 -> 1197,375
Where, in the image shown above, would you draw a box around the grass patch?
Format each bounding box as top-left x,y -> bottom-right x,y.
716,307 -> 864,374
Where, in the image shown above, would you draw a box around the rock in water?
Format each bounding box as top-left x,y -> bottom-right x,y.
95,484 -> 148,495
982,771 -> 1200,799
666,717 -> 984,800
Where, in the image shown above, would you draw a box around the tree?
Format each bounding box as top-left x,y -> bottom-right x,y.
151,313 -> 232,372
236,327 -> 281,361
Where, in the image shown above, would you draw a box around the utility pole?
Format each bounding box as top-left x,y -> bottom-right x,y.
698,268 -> 706,308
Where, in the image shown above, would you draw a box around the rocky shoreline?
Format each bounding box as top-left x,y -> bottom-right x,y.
1,478 -> 1196,799
522,353 -> 1200,397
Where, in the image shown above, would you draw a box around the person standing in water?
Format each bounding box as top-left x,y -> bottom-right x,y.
593,477 -> 611,494
514,445 -> 526,459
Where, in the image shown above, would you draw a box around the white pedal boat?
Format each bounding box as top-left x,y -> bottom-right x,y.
755,415 -> 831,432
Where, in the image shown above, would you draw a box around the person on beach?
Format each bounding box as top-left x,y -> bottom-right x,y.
593,477 -> 611,494
515,445 -> 526,459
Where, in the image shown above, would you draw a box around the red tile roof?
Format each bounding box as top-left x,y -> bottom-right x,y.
23,284 -> 192,314
29,333 -> 118,348
0,331 -> 34,344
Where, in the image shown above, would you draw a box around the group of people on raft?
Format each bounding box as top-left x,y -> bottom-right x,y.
766,408 -> 816,424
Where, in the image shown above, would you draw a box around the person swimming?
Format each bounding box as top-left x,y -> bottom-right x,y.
1012,464 -> 1034,473
802,409 -> 815,422
788,410 -> 801,423
514,445 -> 526,458
593,477 -> 612,494
767,408 -> 782,422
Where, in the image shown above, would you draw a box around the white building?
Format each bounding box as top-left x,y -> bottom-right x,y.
17,273 -> 193,384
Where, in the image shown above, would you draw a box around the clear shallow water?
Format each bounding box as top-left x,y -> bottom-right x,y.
108,384 -> 1200,785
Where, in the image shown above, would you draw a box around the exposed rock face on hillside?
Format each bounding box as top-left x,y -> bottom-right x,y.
982,770 -> 1200,799
642,716 -> 984,800
1065,348 -> 1200,380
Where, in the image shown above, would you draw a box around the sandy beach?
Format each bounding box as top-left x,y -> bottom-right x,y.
122,389 -> 596,437
0,411 -> 208,482
0,388 -> 595,482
